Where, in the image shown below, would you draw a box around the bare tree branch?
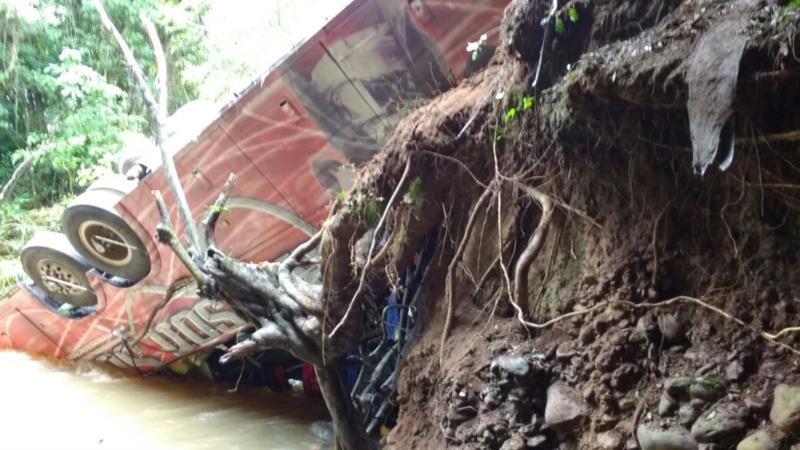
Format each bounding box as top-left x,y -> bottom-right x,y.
154,191 -> 206,284
279,230 -> 324,315
140,12 -> 168,130
91,0 -> 202,253
0,154 -> 31,204
90,0 -> 160,129
202,174 -> 237,248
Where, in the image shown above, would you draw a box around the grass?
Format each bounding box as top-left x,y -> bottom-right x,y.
0,198 -> 71,298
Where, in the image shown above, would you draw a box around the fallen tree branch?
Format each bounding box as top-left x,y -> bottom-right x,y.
279,230 -> 324,315
153,191 -> 206,284
202,173 -> 236,248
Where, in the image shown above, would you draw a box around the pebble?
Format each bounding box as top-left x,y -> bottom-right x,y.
690,403 -> 748,444
658,392 -> 679,417
637,424 -> 699,450
658,314 -> 686,343
769,383 -> 800,434
735,429 -> 778,450
544,383 -> 588,434
493,355 -> 531,378
665,377 -> 694,400
725,361 -> 746,383
689,381 -> 725,402
526,435 -> 548,449
500,434 -> 526,450
597,430 -> 624,450
678,400 -> 705,428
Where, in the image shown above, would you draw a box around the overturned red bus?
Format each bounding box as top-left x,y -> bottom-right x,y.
0,0 -> 509,389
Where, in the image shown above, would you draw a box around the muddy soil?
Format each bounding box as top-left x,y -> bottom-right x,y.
340,0 -> 800,449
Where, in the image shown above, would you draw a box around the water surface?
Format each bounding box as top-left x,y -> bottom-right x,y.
0,351 -> 329,449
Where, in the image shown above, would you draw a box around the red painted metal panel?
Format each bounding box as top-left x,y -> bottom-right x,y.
0,0 -> 513,373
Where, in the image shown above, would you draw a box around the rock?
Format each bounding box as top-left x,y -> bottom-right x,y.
556,342 -> 578,361
690,403 -> 748,444
725,361 -> 746,383
637,424 -> 699,450
744,398 -> 768,415
678,400 -> 705,428
736,429 -> 778,450
544,383 -> 588,434
597,430 -> 624,450
500,434 -> 526,450
658,314 -> 686,343
689,380 -> 725,402
769,383 -> 800,434
579,326 -> 597,345
494,355 -> 531,378
637,315 -> 661,343
659,392 -> 680,417
526,435 -> 547,449
665,377 -> 694,400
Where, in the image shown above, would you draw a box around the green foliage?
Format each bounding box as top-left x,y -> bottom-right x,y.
567,6 -> 579,23
491,91 -> 535,142
554,16 -> 565,34
554,6 -> 579,34
402,177 -> 424,215
11,48 -> 144,204
0,0 -> 207,207
780,0 -> 800,22
349,191 -> 382,226
693,377 -> 723,389
0,198 -> 67,296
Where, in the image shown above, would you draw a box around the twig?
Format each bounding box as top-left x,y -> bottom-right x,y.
132,276 -> 194,346
329,159 -> 412,339
440,186 -> 494,365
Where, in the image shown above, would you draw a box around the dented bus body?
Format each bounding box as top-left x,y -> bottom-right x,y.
0,0 -> 509,379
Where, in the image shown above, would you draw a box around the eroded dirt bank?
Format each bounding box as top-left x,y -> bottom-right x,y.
336,0 -> 800,448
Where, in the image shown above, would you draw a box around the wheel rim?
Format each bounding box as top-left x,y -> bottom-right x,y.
78,220 -> 133,267
35,258 -> 87,298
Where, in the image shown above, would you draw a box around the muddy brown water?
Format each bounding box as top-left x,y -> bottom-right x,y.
0,351 -> 330,449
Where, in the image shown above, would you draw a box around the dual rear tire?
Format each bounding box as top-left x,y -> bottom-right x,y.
21,175 -> 151,310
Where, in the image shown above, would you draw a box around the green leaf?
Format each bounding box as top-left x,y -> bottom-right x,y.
522,96 -> 534,110
554,16 -> 565,34
504,107 -> 517,121
567,6 -> 579,23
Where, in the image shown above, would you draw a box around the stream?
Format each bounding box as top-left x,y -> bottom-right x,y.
0,351 -> 330,449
